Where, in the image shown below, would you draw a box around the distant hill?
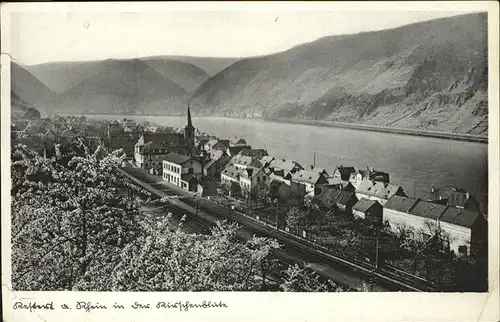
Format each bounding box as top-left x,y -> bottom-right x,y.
11,62 -> 55,106
37,59 -> 189,115
190,13 -> 488,135
26,57 -> 209,93
11,91 -> 37,119
139,58 -> 209,92
24,60 -> 111,93
157,55 -> 241,76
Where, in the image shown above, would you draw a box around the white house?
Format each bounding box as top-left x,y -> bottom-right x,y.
162,153 -> 202,191
439,207 -> 487,256
383,196 -> 448,238
239,166 -> 270,198
221,162 -> 270,199
383,196 -> 487,257
383,196 -> 421,230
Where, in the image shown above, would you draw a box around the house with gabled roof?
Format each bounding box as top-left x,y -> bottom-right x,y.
383,195 -> 420,230
352,198 -> 383,225
227,145 -> 250,157
203,150 -> 231,179
333,165 -> 356,181
229,154 -> 263,170
383,196 -> 448,238
239,166 -> 271,199
307,165 -> 330,178
162,152 -> 202,191
355,179 -> 405,205
314,185 -> 358,214
409,200 -> 449,232
349,166 -> 390,188
134,132 -> 188,171
291,169 -> 329,197
327,177 -> 356,192
220,162 -> 270,199
439,207 -> 487,256
268,158 -> 304,175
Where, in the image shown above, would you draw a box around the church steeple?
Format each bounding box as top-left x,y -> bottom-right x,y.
187,101 -> 193,128
184,100 -> 195,156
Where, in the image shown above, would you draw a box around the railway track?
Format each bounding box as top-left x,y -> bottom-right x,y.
119,166 -> 436,292
201,198 -> 435,291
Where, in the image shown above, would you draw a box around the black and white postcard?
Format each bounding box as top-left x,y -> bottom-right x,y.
1,2 -> 499,321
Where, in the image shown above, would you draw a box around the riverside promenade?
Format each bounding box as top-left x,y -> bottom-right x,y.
119,164 -> 435,292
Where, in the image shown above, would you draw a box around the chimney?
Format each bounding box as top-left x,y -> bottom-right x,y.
465,192 -> 470,199
310,165 -> 314,170
339,165 -> 343,168
430,186 -> 435,193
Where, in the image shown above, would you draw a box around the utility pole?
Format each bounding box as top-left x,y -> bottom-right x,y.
313,152 -> 316,168
375,228 -> 380,269
275,203 -> 279,230
413,180 -> 417,199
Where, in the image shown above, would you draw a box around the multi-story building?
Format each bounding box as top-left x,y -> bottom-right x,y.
134,105 -> 195,173
134,132 -> 187,172
162,153 -> 203,191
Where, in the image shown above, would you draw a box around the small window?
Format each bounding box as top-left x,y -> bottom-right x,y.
459,245 -> 468,255
257,177 -> 260,182
263,176 -> 266,182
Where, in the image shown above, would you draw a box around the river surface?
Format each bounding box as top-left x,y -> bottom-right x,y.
87,115 -> 489,213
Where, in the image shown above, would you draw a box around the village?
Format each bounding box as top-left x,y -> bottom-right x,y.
11,106 -> 488,289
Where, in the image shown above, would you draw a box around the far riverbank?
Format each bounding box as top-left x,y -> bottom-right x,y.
256,117 -> 488,144
60,112 -> 488,144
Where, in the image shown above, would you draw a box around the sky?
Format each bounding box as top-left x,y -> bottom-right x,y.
4,5 -> 482,65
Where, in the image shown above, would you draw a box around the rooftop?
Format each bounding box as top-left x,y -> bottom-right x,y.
269,158 -> 302,172
409,200 -> 448,221
384,195 -> 419,213
291,169 -> 326,185
334,166 -> 356,179
440,207 -> 482,228
164,152 -> 191,165
135,132 -> 186,149
356,179 -> 403,200
221,164 -> 244,180
260,155 -> 274,165
316,186 -> 357,208
230,155 -> 262,168
353,198 -> 380,213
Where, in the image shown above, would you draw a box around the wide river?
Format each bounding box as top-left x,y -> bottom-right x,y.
88,115 -> 489,213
